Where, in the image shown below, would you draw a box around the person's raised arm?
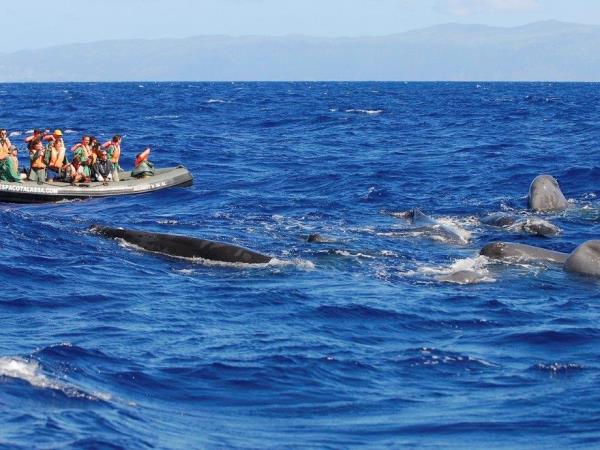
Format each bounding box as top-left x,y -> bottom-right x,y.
135,147 -> 151,166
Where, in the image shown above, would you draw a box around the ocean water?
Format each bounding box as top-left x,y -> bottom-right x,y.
0,82 -> 599,449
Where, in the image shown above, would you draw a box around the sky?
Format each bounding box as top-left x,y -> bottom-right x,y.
2,0 -> 600,53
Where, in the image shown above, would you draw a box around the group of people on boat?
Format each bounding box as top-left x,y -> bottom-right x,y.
0,129 -> 156,184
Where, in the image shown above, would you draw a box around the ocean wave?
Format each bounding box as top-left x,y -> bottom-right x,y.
0,356 -> 110,401
2,81 -> 600,448
144,114 -> 181,120
345,108 -> 383,115
399,347 -> 498,371
327,249 -> 377,259
530,362 -> 586,375
313,304 -> 418,321
501,329 -> 600,346
143,247 -> 316,270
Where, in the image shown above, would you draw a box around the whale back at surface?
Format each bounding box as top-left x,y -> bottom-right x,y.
92,226 -> 272,264
407,208 -> 436,226
481,214 -> 517,227
437,270 -> 486,284
564,240 -> 600,277
480,242 -> 569,264
527,175 -> 568,212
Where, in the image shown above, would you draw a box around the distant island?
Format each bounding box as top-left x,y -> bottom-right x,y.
1,20 -> 600,82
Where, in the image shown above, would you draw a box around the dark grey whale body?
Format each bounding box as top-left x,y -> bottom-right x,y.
306,233 -> 337,243
481,240 -> 600,279
391,208 -> 470,244
481,213 -> 560,237
437,270 -> 487,284
480,242 -> 568,264
91,225 -> 272,264
564,240 -> 600,277
481,214 -> 517,228
528,175 -> 568,212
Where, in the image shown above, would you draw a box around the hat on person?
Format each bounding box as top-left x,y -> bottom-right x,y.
53,129 -> 63,136
9,145 -> 17,152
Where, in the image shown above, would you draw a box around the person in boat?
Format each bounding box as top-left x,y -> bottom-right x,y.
0,129 -> 12,161
28,139 -> 47,184
92,149 -> 113,184
71,135 -> 91,160
72,136 -> 92,178
63,156 -> 85,185
104,135 -> 122,182
0,146 -> 25,182
131,147 -> 155,178
26,129 -> 46,150
90,141 -> 101,165
84,155 -> 94,181
44,129 -> 68,177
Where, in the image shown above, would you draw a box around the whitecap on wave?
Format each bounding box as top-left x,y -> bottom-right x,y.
172,257 -> 315,272
532,362 -> 585,375
144,114 -> 180,120
401,255 -> 496,285
409,347 -> 498,368
345,108 -> 383,115
0,356 -> 110,401
435,217 -> 473,244
330,249 -> 377,259
378,218 -> 473,245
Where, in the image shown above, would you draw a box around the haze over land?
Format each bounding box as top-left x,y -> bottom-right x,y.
1,21 -> 599,81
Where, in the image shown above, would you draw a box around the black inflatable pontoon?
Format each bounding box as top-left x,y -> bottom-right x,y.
0,166 -> 193,203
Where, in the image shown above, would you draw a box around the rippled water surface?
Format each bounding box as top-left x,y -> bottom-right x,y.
0,82 -> 599,449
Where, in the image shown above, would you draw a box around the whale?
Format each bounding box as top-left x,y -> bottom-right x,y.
528,175 -> 568,212
481,214 -> 560,237
306,233 -> 337,243
480,242 -> 568,264
91,225 -> 272,264
564,240 -> 600,278
391,208 -> 470,245
437,270 -> 487,285
481,214 -> 516,228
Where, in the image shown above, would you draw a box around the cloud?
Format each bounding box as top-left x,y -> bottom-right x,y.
436,0 -> 541,16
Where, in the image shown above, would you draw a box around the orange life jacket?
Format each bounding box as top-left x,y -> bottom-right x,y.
0,138 -> 9,160
51,145 -> 67,168
111,144 -> 121,164
31,151 -> 46,169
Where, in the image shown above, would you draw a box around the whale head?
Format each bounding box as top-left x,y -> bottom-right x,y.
528,175 -> 568,212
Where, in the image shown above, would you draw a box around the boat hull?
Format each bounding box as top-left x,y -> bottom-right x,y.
0,166 -> 193,203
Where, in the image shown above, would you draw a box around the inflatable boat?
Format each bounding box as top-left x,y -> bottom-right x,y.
0,166 -> 193,203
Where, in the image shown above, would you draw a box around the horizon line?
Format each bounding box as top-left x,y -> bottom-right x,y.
1,80 -> 600,84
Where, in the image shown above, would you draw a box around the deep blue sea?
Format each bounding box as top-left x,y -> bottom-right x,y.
0,82 -> 599,449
